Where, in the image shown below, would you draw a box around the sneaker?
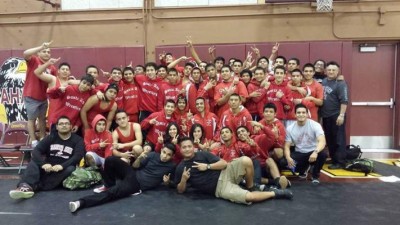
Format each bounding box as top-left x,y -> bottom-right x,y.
311,178 -> 320,185
328,164 -> 343,170
273,189 -> 293,200
298,165 -> 311,179
9,184 -> 34,199
69,201 -> 81,213
93,185 -> 108,193
247,184 -> 266,192
131,190 -> 142,196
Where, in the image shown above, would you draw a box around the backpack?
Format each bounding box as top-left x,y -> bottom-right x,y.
344,159 -> 374,176
346,144 -> 362,161
63,167 -> 102,190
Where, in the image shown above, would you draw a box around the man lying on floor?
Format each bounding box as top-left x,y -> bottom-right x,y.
175,137 -> 293,205
68,143 -> 176,212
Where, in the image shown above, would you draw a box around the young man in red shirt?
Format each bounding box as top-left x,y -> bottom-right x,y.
214,65 -> 248,118
157,68 -> 181,111
140,100 -> 177,147
23,41 -> 57,147
191,97 -> 218,141
122,67 -> 139,123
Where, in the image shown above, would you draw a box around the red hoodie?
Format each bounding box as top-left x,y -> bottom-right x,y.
211,141 -> 240,162
246,79 -> 267,116
122,81 -> 139,122
157,81 -> 182,112
286,83 -> 314,121
190,111 -> 219,141
47,85 -> 92,127
218,106 -> 253,137
214,80 -> 248,118
134,74 -> 163,112
259,81 -> 293,120
84,114 -> 113,158
258,118 -> 286,149
140,110 -> 176,146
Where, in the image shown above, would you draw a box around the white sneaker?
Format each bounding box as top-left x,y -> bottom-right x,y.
93,185 -> 107,193
69,201 -> 80,213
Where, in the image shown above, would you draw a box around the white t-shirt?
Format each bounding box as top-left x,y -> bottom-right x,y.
285,119 -> 325,153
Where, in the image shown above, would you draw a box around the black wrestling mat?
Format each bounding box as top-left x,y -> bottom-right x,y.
1,180 -> 399,225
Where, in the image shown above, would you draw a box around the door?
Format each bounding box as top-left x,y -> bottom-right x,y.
350,43 -> 397,149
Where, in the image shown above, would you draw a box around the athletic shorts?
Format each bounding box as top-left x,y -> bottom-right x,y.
24,97 -> 48,120
215,157 -> 250,205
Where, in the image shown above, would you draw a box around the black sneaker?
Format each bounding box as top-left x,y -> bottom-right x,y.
328,164 -> 343,170
273,189 -> 293,200
248,184 -> 266,192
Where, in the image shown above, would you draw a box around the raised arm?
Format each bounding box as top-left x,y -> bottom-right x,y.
23,40 -> 53,61
186,36 -> 202,65
34,57 -> 60,87
167,56 -> 188,69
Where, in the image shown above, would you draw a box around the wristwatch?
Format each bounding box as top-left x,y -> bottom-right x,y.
207,164 -> 211,170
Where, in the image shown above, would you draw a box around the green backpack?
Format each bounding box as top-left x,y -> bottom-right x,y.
63,167 -> 102,190
344,159 -> 374,176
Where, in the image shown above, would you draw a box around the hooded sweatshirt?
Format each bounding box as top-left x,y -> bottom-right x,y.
84,114 -> 113,158
140,110 -> 176,146
218,106 -> 253,137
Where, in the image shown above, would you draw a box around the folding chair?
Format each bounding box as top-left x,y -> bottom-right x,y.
0,121 -> 32,173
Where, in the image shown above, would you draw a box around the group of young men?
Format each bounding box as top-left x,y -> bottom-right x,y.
8,39 -> 349,212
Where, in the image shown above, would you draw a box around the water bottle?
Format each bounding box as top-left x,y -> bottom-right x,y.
288,160 -> 297,174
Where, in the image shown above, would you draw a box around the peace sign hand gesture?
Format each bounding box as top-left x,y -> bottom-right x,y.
182,167 -> 191,181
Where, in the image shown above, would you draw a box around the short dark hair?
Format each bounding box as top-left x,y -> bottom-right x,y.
106,83 -> 119,93
85,65 -> 98,74
185,62 -> 195,68
274,65 -> 286,74
214,56 -> 225,64
115,109 -> 127,116
254,66 -> 266,74
236,125 -> 249,137
179,136 -> 193,145
59,62 -> 70,69
303,63 -> 315,71
57,116 -> 70,124
314,59 -> 326,68
233,59 -> 243,66
158,65 -> 167,71
145,62 -> 158,70
257,56 -> 269,65
221,65 -> 231,72
111,67 -> 122,73
276,56 -> 287,64
206,63 -> 216,70
81,74 -> 95,85
162,142 -> 176,154
291,69 -> 303,76
295,103 -> 308,113
240,69 -> 253,78
229,93 -> 241,100
288,57 -> 300,65
165,99 -> 176,106
264,102 -> 277,113
123,67 -> 134,75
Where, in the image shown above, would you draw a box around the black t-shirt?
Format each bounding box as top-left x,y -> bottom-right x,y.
136,152 -> 176,191
314,72 -> 326,84
174,151 -> 221,195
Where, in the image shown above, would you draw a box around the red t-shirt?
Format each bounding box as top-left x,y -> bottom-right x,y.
23,55 -> 57,101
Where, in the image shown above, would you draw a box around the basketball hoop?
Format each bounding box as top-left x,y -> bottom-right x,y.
316,0 -> 333,12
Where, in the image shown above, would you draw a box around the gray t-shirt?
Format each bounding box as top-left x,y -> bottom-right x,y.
320,79 -> 348,118
285,119 -> 325,153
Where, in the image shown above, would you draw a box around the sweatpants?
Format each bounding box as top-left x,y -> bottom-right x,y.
19,161 -> 75,191
78,156 -> 141,208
